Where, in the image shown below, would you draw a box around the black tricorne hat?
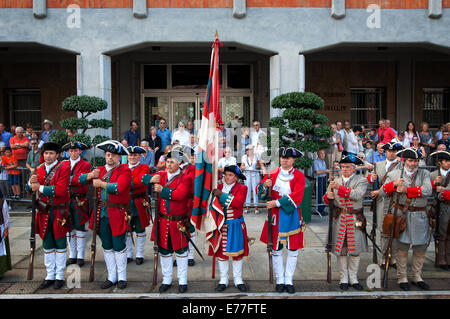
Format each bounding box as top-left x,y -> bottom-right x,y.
41,142 -> 61,154
62,141 -> 89,151
382,142 -> 403,151
430,150 -> 450,161
166,145 -> 190,164
97,140 -> 129,155
396,147 -> 420,159
339,153 -> 365,166
126,146 -> 146,154
223,165 -> 246,180
279,147 -> 302,158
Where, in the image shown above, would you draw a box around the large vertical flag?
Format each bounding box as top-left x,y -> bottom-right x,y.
191,34 -> 224,252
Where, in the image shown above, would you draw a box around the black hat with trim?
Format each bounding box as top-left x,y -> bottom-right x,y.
430,150 -> 450,161
279,147 -> 302,158
62,141 -> 89,151
396,147 -> 420,159
223,165 -> 246,180
382,142 -> 403,151
126,146 -> 146,154
166,145 -> 190,164
41,142 -> 61,154
339,153 -> 365,166
97,140 -> 129,155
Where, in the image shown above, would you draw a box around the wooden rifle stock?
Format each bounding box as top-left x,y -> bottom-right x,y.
326,168 -> 336,284
89,146 -> 98,283
152,185 -> 160,288
27,190 -> 37,280
266,174 -> 274,284
371,177 -> 379,264
434,169 -> 442,268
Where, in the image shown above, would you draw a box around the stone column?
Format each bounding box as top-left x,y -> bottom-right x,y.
33,0 -> 47,19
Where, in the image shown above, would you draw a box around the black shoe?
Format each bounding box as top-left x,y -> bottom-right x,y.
439,265 -> 449,271
399,282 -> 410,291
117,280 -> 127,289
76,259 -> 84,267
101,280 -> 115,289
275,284 -> 285,293
178,285 -> 188,293
339,283 -> 349,290
127,257 -> 133,264
39,280 -> 55,290
66,258 -> 77,266
236,284 -> 247,292
54,280 -> 65,289
351,283 -> 363,291
217,283 -> 227,292
136,258 -> 144,265
188,259 -> 195,267
285,284 -> 295,294
173,260 -> 177,267
390,263 -> 397,270
412,281 -> 430,291
159,284 -> 172,292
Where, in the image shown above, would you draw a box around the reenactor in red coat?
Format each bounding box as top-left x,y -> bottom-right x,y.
78,140 -> 132,290
26,142 -> 71,289
211,165 -> 249,292
63,142 -> 91,267
257,147 -> 306,294
125,146 -> 152,265
150,146 -> 193,293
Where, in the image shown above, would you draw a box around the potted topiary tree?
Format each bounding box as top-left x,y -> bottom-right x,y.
49,95 -> 113,166
268,92 -> 333,223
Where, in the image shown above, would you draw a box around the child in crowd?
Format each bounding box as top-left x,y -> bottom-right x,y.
1,148 -> 20,200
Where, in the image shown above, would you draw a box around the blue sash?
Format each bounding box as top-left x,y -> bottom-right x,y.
224,216 -> 245,256
278,207 -> 301,244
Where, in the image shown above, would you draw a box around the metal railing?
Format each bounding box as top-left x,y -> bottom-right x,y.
310,165 -> 439,219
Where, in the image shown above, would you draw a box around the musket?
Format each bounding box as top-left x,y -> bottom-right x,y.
370,169 -> 379,264
152,184 -> 160,289
326,167 -> 336,284
383,154 -> 405,289
434,167 -> 443,268
27,181 -> 37,281
266,173 -> 274,284
89,144 -> 98,282
178,223 -> 205,261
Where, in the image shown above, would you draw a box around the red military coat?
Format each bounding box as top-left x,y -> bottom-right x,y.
31,161 -> 71,240
130,163 -> 151,229
88,164 -> 132,237
257,167 -> 306,250
69,159 -> 92,226
208,182 -> 249,260
151,167 -> 194,251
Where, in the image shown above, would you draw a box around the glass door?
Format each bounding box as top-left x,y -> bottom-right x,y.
172,97 -> 197,130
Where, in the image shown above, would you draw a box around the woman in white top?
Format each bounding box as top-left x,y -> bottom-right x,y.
240,145 -> 265,214
0,199 -> 11,278
171,121 -> 191,147
404,121 -> 419,146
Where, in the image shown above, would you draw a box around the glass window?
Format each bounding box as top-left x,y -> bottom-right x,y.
227,65 -> 251,89
144,96 -> 169,135
143,65 -> 167,89
172,65 -> 222,89
350,88 -> 385,128
224,96 -> 251,128
7,89 -> 41,130
423,88 -> 449,129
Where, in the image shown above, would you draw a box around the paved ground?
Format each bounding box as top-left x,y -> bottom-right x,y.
1,203 -> 449,299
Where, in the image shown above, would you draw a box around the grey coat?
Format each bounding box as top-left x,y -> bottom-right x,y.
430,170 -> 450,239
379,168 -> 433,246
327,174 -> 368,256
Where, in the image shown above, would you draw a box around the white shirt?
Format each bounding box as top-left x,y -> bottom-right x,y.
440,168 -> 449,178
345,131 -> 359,154
218,156 -> 237,168
342,173 -> 355,185
250,129 -> 266,147
70,157 -> 81,170
167,168 -> 181,182
222,182 -> 236,194
172,130 -> 191,147
385,159 -> 397,172
274,167 -> 294,207
128,162 -> 140,170
37,160 -> 59,194
106,163 -> 120,172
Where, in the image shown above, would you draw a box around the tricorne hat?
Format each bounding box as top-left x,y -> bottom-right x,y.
223,165 -> 246,180
97,140 -> 129,155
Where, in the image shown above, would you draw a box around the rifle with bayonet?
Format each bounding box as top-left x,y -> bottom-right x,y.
382,154 -> 405,289
27,181 -> 37,281
326,167 -> 336,284
266,173 -> 274,284
370,171 -> 380,264
152,183 -> 160,289
89,144 -> 98,282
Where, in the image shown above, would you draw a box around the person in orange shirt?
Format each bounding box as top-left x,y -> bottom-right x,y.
1,148 -> 20,200
9,126 -> 29,168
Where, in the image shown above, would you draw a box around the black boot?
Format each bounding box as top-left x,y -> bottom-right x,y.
101,280 -> 115,289
159,284 -> 172,292
136,258 -> 144,265
54,280 -> 65,289
217,284 -> 227,292
39,280 -> 55,290
76,259 -> 85,267
66,258 -> 77,266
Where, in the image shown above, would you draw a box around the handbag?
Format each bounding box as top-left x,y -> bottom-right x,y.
338,142 -> 344,152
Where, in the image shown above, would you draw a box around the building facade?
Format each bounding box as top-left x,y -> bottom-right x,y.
0,0 -> 449,140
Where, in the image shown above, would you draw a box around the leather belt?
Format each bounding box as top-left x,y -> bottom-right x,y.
100,201 -> 129,210
51,203 -> 68,210
335,207 -> 363,215
158,212 -> 188,222
393,203 -> 426,212
130,192 -> 147,200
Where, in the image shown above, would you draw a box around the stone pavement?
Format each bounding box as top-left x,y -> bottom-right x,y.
1,204 -> 449,298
